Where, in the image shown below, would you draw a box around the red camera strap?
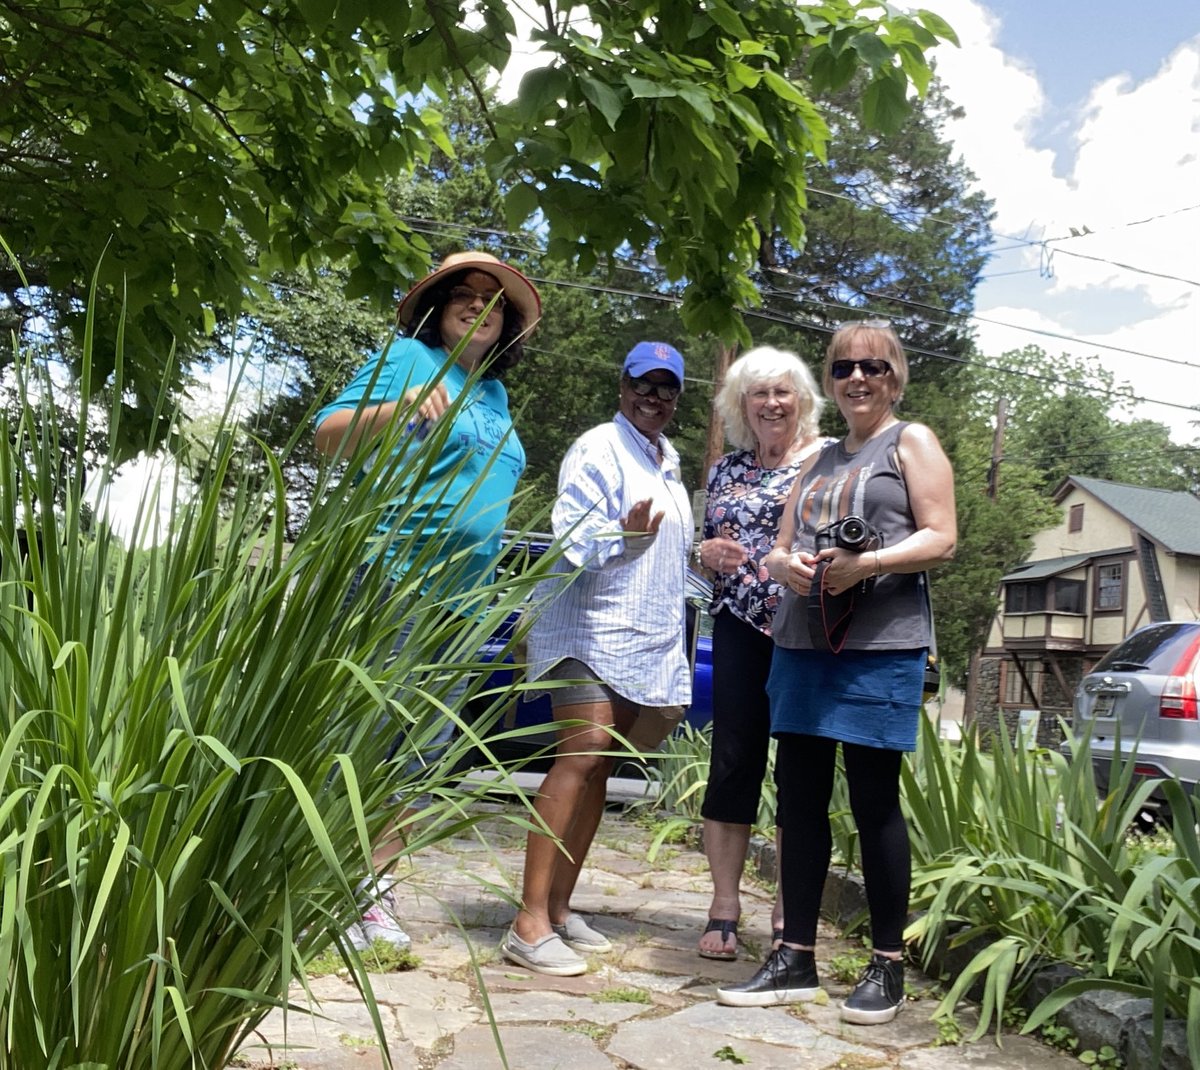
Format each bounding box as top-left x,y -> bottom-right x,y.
807,560 -> 856,654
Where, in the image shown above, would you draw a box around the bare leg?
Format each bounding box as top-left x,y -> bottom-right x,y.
547,761 -> 610,923
699,818 -> 750,956
371,810 -> 413,872
513,699 -> 634,944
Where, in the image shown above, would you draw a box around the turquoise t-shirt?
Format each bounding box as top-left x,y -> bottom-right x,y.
315,338 -> 525,605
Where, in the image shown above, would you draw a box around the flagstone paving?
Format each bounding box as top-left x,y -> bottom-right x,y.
234,799 -> 1082,1069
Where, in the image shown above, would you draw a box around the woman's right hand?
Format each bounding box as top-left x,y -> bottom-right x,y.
699,536 -> 748,574
621,498 -> 665,537
765,546 -> 818,595
402,383 -> 450,429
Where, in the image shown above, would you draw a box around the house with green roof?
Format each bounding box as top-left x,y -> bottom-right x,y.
975,476 -> 1200,742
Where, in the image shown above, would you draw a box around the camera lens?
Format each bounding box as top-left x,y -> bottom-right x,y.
839,517 -> 866,546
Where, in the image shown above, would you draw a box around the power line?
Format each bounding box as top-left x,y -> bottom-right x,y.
806,185 -> 1200,287
401,210 -> 1199,372
395,216 -> 1200,419
756,277 -> 1200,374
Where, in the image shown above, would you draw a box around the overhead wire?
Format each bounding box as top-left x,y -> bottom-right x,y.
394,215 -> 1200,420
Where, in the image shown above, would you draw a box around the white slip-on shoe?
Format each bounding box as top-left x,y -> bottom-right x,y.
552,912 -> 613,953
500,929 -> 587,977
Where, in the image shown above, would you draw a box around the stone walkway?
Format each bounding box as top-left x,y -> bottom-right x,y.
234,797 -> 1080,1069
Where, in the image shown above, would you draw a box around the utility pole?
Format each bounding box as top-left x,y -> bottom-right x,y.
703,341 -> 738,477
963,398 -> 1007,733
693,341 -> 738,541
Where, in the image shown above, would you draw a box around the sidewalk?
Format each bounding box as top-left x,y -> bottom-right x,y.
234,787 -> 1079,1069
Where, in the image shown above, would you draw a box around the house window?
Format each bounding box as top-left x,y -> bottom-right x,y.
1052,579 -> 1085,614
1005,581 -> 1046,614
1096,563 -> 1124,611
1003,659 -> 1043,705
1068,504 -> 1084,533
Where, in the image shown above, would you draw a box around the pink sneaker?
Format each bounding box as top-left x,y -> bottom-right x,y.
350,880 -> 411,951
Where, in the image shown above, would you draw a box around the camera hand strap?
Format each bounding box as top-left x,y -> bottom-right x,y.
807,559 -> 856,654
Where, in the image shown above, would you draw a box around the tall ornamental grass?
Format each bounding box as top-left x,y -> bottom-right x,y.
903,715 -> 1200,1066
0,286 -> 557,1069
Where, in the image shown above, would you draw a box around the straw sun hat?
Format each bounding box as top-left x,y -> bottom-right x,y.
396,251 -> 542,332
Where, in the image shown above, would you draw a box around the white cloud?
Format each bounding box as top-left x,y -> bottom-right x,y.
927,2 -> 1200,443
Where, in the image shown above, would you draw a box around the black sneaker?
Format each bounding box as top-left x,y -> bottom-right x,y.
715,946 -> 822,1008
841,953 -> 905,1024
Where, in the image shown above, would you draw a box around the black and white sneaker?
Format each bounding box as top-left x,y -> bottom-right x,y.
715,946 -> 821,1008
841,953 -> 904,1024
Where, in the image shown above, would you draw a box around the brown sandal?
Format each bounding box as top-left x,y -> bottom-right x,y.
698,918 -> 738,960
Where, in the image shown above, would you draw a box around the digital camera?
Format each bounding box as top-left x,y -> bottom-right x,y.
814,514 -> 881,554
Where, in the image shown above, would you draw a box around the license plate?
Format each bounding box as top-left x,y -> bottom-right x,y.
1091,693 -> 1117,719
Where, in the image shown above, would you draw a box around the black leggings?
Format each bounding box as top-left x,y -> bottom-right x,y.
700,612 -> 776,826
775,734 -> 909,953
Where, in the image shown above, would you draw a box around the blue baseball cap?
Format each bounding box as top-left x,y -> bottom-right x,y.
622,341 -> 685,387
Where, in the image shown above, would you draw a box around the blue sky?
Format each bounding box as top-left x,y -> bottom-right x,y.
927,0 -> 1200,444
988,0 -> 1200,111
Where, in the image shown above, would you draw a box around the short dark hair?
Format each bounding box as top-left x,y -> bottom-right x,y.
404,269 -> 528,379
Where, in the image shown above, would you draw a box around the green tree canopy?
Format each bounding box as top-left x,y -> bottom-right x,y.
1,0 -> 955,457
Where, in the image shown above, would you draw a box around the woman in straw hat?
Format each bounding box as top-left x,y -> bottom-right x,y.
315,250 -> 541,952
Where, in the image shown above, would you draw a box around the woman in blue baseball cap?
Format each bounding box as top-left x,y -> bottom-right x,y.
501,341 -> 695,977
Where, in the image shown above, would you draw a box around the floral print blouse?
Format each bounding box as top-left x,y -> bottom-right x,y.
703,446 -> 824,635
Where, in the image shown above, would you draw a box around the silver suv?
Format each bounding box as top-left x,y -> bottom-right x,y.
1073,620 -> 1200,811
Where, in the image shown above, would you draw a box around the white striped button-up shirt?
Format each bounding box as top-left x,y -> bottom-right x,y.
528,413 -> 694,706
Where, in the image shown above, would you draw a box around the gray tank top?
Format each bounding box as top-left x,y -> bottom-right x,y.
772,421 -> 931,651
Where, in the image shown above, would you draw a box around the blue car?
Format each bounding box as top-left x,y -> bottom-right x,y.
464,536 -> 713,769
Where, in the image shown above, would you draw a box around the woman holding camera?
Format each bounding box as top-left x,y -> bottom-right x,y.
716,320 -> 955,1024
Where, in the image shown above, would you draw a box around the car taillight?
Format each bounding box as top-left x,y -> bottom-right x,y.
1161,632 -> 1200,720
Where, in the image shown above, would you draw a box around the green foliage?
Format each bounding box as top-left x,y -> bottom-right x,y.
306,940 -> 420,978
0,282 -> 561,1068
0,0 -> 436,457
757,76 -> 992,371
827,950 -> 871,985
493,2 -> 954,345
900,716 -> 1200,1067
2,1 -> 951,456
713,1044 -> 749,1065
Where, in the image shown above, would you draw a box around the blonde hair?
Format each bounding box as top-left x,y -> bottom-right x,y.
716,346 -> 824,452
822,321 -> 909,403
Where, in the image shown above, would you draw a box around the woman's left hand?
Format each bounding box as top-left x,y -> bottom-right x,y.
812,548 -> 876,596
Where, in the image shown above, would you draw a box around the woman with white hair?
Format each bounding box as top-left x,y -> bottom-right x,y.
694,346 -> 829,961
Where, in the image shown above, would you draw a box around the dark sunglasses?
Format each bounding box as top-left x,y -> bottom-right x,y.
626,375 -> 681,401
830,358 -> 891,380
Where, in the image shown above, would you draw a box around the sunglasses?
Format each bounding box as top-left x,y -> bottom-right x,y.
830,359 -> 892,380
626,375 -> 681,401
447,285 -> 506,309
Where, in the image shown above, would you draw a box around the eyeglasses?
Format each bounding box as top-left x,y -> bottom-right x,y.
747,387 -> 796,402
830,359 -> 892,379
626,375 -> 681,401
447,285 -> 506,309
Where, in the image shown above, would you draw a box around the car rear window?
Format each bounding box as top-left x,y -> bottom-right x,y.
1092,622 -> 1200,674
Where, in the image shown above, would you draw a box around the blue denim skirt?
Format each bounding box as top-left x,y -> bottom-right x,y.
767,646 -> 926,752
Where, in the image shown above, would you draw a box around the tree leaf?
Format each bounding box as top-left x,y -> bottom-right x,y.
578,74 -> 624,130
517,64 -> 570,115
504,182 -> 539,230
861,70 -> 912,133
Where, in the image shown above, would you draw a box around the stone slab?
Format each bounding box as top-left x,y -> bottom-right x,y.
436,1023 -> 617,1070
